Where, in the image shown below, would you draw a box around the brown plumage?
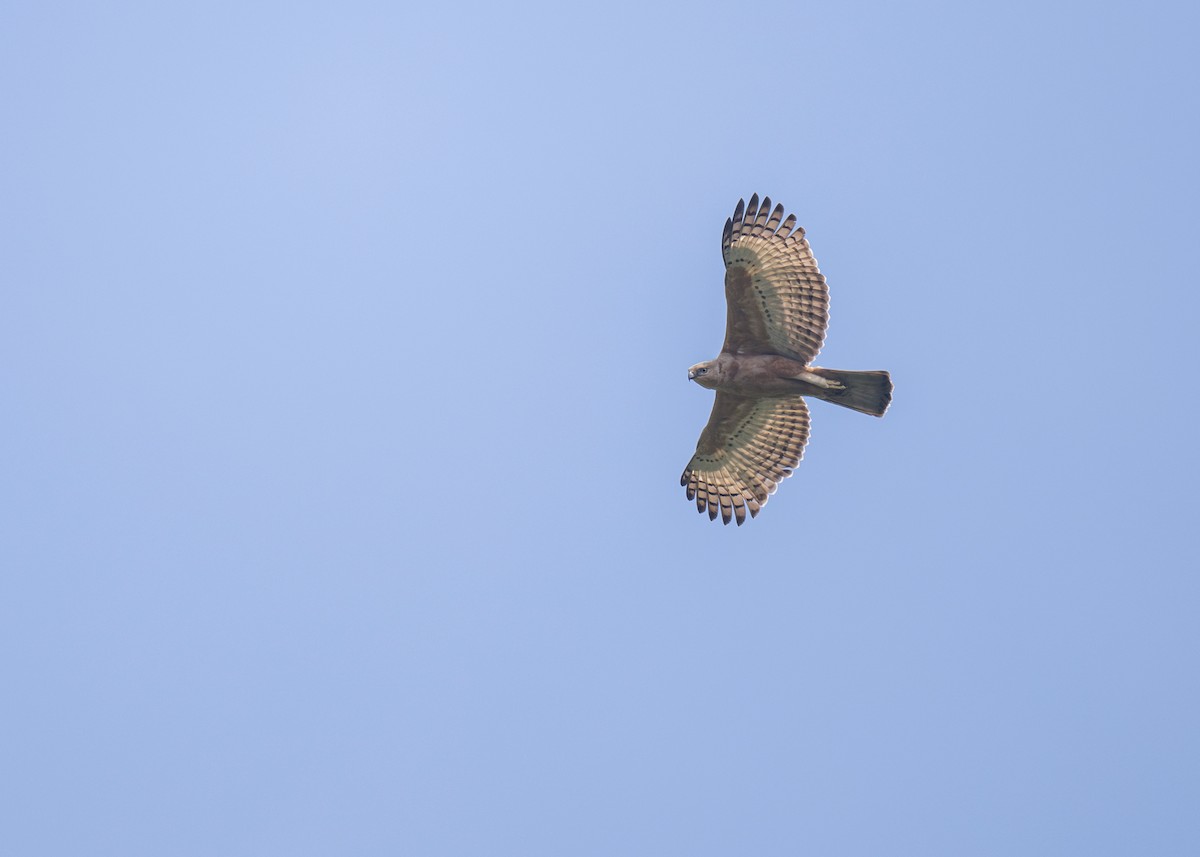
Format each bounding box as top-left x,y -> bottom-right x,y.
681,195 -> 893,526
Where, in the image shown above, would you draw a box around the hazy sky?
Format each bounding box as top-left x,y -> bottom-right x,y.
4,1 -> 1199,855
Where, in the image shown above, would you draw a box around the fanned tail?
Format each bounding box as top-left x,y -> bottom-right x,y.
808,368 -> 893,416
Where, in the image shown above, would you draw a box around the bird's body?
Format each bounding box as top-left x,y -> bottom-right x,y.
681,195 -> 892,525
690,353 -> 836,397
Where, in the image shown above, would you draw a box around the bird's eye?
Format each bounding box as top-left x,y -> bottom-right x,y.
697,368 -> 708,375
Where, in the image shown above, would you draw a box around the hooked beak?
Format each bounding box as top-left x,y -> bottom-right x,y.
687,369 -> 697,380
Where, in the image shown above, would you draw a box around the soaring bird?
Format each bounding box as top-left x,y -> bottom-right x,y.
681,194 -> 892,525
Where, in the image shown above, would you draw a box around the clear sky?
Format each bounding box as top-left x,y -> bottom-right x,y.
3,1 -> 1199,854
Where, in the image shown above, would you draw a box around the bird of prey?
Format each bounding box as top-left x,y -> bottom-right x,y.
681,194 -> 892,525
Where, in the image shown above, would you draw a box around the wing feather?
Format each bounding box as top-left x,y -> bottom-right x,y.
721,195 -> 829,363
680,393 -> 811,526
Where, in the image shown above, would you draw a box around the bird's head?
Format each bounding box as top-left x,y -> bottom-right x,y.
687,360 -> 719,388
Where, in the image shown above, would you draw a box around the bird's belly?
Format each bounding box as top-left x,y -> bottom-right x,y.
718,355 -> 812,396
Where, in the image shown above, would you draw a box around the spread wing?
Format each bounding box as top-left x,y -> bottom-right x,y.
680,393 -> 810,526
721,194 -> 829,363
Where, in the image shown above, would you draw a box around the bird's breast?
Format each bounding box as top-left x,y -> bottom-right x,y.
715,354 -> 811,397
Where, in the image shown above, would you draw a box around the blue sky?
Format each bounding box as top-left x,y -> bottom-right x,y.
3,1 -> 1199,854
